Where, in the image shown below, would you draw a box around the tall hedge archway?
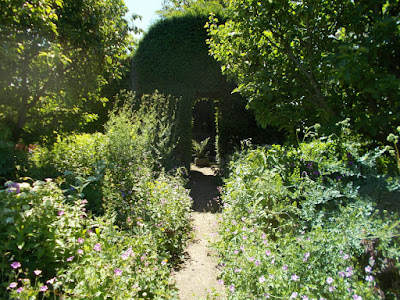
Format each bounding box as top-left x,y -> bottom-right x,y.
132,15 -> 281,167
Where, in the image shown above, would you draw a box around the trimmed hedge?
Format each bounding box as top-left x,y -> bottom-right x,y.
132,15 -> 281,166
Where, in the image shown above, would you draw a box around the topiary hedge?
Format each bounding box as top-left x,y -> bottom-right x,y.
132,15 -> 282,167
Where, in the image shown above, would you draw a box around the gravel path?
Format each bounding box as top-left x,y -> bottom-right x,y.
173,165 -> 226,299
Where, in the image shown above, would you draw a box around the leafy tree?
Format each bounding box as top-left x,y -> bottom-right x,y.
207,0 -> 400,140
0,0 -> 135,144
159,0 -> 226,18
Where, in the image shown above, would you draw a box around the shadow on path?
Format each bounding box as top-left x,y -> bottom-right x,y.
189,164 -> 222,213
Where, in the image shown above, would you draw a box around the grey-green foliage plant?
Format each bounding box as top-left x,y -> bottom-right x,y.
192,137 -> 210,158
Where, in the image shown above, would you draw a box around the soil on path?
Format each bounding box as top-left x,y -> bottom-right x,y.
173,164 -> 226,299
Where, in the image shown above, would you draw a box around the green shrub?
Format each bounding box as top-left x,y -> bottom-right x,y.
216,122 -> 400,299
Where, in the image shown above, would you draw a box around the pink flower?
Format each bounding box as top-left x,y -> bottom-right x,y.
114,268 -> 123,276
161,260 -> 167,265
326,277 -> 334,284
10,262 -> 21,269
77,237 -> 84,243
365,266 -> 372,273
234,250 -> 239,254
338,271 -> 346,277
303,252 -> 310,262
365,275 -> 374,282
229,284 -> 235,292
67,256 -> 74,262
353,295 -> 362,300
8,282 -> 18,289
343,254 -> 350,260
290,292 -> 298,299
291,274 -> 299,281
282,265 -> 289,271
329,286 -> 336,292
77,249 -> 84,254
34,269 -> 42,276
259,275 -> 266,283
255,260 -> 261,266
46,277 -> 56,284
16,287 -> 23,293
40,285 -> 48,292
265,250 -> 271,256
93,243 -> 101,251
58,210 -> 65,216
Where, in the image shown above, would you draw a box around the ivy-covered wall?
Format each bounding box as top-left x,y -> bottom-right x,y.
132,15 -> 281,167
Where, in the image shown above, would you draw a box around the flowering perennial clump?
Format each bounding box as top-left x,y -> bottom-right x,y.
214,125 -> 400,299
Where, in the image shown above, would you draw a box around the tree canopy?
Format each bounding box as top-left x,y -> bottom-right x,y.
207,0 -> 400,140
0,0 -> 134,144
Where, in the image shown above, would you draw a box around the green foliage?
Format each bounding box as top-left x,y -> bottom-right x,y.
207,0 -> 400,140
1,91 -> 193,299
215,122 -> 400,299
133,15 -> 282,165
159,0 -> 226,18
0,0 -> 134,145
192,137 -> 210,158
1,180 -> 180,299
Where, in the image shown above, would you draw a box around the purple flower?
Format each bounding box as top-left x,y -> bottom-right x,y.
8,282 -> 18,289
346,267 -> 353,277
93,243 -> 101,252
265,250 -> 271,256
34,269 -> 42,276
77,237 -> 84,243
329,286 -> 336,292
365,266 -> 372,273
114,268 -> 123,276
326,277 -> 334,284
338,271 -> 346,278
255,260 -> 261,266
303,252 -> 310,262
343,254 -> 350,260
10,262 -> 21,269
58,210 -> 65,216
67,256 -> 74,262
259,275 -> 266,283
302,296 -> 309,300
365,275 -> 374,282
291,274 -> 299,281
282,265 -> 289,271
77,249 -> 84,254
290,292 -> 298,299
353,295 -> 362,300
218,279 -> 224,285
229,284 -> 235,292
234,250 -> 239,254
235,267 -> 242,273
249,257 -> 255,262
16,287 -> 23,293
161,260 -> 167,265
40,285 -> 48,292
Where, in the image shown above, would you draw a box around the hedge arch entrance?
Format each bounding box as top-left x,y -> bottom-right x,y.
132,15 -> 281,167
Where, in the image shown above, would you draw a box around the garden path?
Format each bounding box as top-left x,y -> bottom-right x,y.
173,164 -> 226,299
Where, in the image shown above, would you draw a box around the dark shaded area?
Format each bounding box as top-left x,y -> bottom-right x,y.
189,165 -> 222,213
